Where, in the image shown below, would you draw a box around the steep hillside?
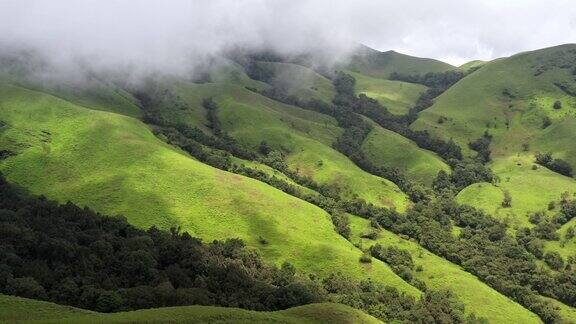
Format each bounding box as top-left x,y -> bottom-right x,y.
347,46 -> 455,79
0,295 -> 380,324
0,82 -> 418,294
361,119 -> 450,185
413,44 -> 576,158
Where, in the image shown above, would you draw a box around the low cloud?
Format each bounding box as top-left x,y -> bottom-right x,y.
0,0 -> 574,78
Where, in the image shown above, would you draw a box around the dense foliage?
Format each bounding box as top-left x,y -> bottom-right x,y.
0,174 -> 320,313
468,131 -> 493,164
356,196 -> 575,323
535,152 -> 574,177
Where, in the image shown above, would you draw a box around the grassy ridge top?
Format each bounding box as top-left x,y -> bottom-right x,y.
0,82 -> 418,295
348,47 -> 454,79
0,294 -> 380,324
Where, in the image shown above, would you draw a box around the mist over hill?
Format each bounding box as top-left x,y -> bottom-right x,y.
1,1 -> 576,324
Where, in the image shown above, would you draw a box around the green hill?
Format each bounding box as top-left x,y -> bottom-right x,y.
412,44 -> 576,158
0,294 -> 92,323
0,82 -> 418,295
0,294 -> 380,324
457,155 -> 576,228
347,46 -> 455,79
413,44 -> 576,225
458,60 -> 488,73
3,45 -> 576,323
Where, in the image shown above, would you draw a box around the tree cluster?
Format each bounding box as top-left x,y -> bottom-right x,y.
468,131 -> 492,164
323,273 -> 484,323
432,161 -> 494,194
360,196 -> 575,323
535,152 -> 574,177
202,97 -> 222,136
390,71 -> 465,91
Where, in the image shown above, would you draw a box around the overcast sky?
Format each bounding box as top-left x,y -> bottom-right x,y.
0,0 -> 575,71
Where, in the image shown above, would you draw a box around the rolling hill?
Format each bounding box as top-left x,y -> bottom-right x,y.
147,77 -> 410,210
0,294 -> 381,324
2,43 -> 576,323
347,46 -> 455,79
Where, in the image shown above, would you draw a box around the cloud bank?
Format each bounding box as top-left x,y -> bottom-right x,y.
0,0 -> 574,77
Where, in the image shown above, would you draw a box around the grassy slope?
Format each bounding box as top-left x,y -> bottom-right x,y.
0,294 -> 92,323
457,60 -> 487,73
348,70 -> 427,115
0,295 -> 380,324
33,78 -> 142,119
0,82 -> 418,295
361,118 -> 450,186
231,156 -> 321,198
348,216 -> 541,324
457,155 -> 576,229
258,61 -> 336,103
348,47 -> 454,79
414,44 -> 576,227
412,44 -> 576,158
532,117 -> 576,167
160,80 -> 409,211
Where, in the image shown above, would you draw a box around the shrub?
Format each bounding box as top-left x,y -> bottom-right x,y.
360,230 -> 379,240
566,227 -> 575,240
359,252 -> 372,263
553,100 -> 562,110
544,251 -> 564,270
542,116 -> 552,128
502,190 -> 512,208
